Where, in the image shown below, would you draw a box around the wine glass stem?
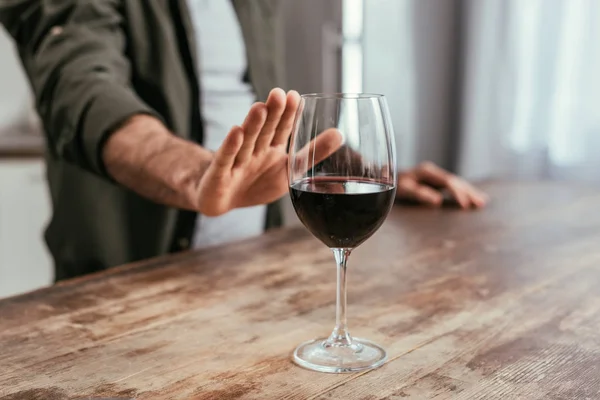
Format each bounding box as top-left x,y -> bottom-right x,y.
327,248 -> 353,346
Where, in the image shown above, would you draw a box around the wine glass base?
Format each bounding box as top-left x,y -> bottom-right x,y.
293,337 -> 387,373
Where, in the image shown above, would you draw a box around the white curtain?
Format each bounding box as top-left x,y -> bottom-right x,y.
458,0 -> 600,182
360,0 -> 600,182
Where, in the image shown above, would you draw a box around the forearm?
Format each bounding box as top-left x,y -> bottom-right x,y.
103,115 -> 212,210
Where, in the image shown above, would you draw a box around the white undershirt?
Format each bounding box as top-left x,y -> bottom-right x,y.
187,0 -> 266,249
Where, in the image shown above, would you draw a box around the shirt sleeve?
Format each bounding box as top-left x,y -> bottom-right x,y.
0,0 -> 160,177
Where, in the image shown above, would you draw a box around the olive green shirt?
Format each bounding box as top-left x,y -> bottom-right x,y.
0,0 -> 285,280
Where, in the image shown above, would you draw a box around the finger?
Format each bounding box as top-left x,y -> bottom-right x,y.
397,177 -> 443,206
414,161 -> 453,188
442,176 -> 488,209
235,102 -> 267,165
254,88 -> 287,153
464,181 -> 489,208
414,185 -> 444,206
271,90 -> 301,147
293,128 -> 344,171
213,125 -> 244,172
444,178 -> 472,209
414,162 -> 472,208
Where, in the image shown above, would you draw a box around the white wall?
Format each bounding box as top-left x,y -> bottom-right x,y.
0,160 -> 52,298
0,28 -> 53,298
0,28 -> 36,135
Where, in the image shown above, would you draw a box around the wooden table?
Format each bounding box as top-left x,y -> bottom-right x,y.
2,182 -> 600,399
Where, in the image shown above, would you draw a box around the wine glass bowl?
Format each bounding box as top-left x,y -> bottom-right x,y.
288,93 -> 397,373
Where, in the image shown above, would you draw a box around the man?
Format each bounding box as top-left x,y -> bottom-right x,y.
0,0 -> 487,281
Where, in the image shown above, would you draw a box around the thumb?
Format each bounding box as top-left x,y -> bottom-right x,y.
293,128 -> 344,171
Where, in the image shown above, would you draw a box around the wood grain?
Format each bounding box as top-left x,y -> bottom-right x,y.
1,182 -> 600,399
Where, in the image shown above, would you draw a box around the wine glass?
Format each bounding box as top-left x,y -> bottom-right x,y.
288,93 -> 397,373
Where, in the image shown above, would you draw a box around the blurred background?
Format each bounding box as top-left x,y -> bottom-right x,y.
1,0 -> 599,298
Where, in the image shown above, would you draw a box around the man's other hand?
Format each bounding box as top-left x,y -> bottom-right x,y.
397,162 -> 488,209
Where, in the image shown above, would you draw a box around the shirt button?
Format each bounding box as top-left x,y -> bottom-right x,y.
178,238 -> 190,249
50,26 -> 64,36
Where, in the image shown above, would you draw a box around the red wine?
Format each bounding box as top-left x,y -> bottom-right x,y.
290,177 -> 396,248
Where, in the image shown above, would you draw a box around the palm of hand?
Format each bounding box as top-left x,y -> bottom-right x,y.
236,146 -> 289,207
200,145 -> 289,214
